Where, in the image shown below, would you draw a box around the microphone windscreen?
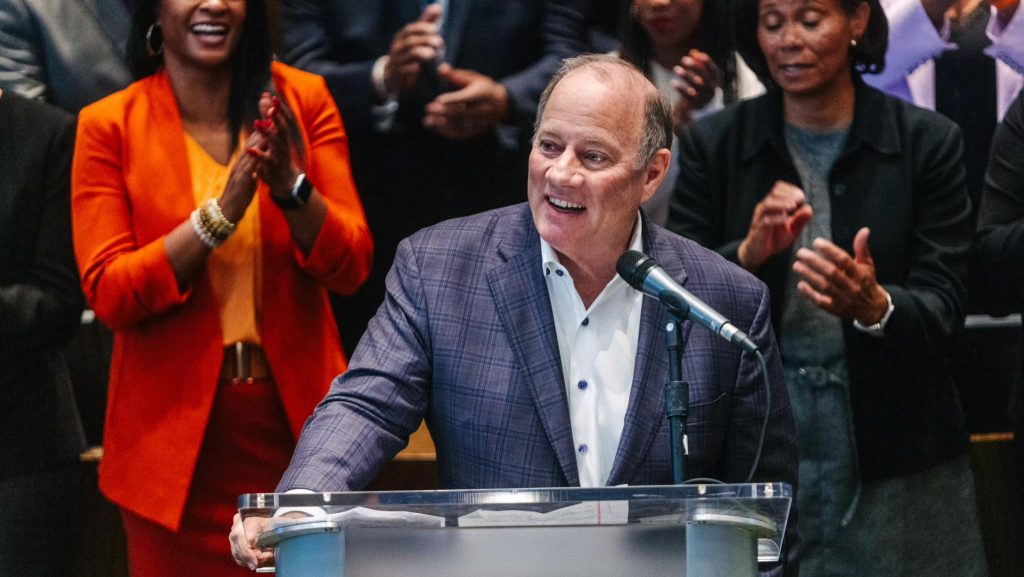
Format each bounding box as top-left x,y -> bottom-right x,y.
616,250 -> 657,290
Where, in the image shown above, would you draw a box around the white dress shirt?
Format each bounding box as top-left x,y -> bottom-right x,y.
540,214 -> 645,487
866,0 -> 1024,120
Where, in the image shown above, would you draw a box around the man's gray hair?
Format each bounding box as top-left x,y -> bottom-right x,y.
533,54 -> 672,169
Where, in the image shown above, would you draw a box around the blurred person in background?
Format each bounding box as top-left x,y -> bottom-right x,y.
276,0 -> 590,353
865,0 -> 1022,215
971,90 -> 1024,482
0,0 -> 136,463
71,0 -> 372,574
667,0 -> 987,573
0,0 -> 132,112
618,0 -> 765,225
0,88 -> 83,577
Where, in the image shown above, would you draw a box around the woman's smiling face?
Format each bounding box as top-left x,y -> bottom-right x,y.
157,0 -> 247,73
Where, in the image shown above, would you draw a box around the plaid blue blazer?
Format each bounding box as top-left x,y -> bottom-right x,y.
280,203 -> 796,492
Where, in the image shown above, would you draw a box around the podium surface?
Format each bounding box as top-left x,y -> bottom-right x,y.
239,483 -> 792,577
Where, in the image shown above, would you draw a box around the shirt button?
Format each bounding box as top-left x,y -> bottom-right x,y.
578,443 -> 588,454
555,269 -> 564,277
577,380 -> 588,390
581,317 -> 590,326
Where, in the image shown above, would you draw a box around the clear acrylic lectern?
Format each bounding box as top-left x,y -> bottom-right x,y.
239,483 -> 791,577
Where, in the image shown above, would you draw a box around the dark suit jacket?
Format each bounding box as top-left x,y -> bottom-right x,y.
0,0 -> 131,113
669,81 -> 973,480
0,92 -> 85,478
973,91 -> 1024,315
277,0 -> 591,351
972,90 -> 1024,458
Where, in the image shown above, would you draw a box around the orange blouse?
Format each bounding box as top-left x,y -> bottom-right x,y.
183,132 -> 262,346
72,63 -> 372,531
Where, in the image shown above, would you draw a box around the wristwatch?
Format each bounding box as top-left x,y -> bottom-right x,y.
853,289 -> 894,337
271,173 -> 313,210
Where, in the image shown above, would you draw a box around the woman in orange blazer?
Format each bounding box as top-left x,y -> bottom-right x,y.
71,0 -> 372,574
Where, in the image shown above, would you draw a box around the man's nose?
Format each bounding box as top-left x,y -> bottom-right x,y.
547,152 -> 583,187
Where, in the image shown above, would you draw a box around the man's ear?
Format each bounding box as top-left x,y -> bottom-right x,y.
640,148 -> 672,204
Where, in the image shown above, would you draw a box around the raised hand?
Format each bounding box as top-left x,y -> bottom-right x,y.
384,4 -> 445,95
738,181 -> 814,271
671,49 -> 721,134
248,92 -> 301,201
792,227 -> 890,324
216,129 -> 265,224
422,64 -> 508,141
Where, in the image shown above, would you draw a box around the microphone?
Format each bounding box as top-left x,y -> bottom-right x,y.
616,250 -> 759,354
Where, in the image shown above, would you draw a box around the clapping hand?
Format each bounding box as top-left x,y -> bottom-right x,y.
247,92 -> 301,201
671,49 -> 721,134
216,128 -> 266,224
423,63 -> 508,141
738,181 -> 814,271
384,4 -> 445,95
792,227 -> 890,324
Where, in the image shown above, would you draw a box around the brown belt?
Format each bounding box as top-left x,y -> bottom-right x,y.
220,342 -> 272,382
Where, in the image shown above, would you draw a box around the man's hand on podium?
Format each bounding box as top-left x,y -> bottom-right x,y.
229,513 -> 275,571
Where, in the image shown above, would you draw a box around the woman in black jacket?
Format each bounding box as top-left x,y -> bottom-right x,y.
667,0 -> 987,574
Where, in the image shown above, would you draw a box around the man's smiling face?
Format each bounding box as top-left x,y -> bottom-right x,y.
528,67 -> 659,268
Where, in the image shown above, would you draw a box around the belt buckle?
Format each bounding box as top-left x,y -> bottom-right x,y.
231,342 -> 253,384
796,366 -> 829,387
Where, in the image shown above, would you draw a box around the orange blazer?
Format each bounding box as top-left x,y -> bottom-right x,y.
72,63 -> 372,531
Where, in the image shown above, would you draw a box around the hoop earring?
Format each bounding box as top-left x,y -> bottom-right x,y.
146,24 -> 164,57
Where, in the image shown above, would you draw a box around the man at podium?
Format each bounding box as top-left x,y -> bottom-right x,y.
231,54 -> 798,575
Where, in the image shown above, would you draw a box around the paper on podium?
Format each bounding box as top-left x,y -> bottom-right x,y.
268,506 -> 445,530
457,500 -> 629,527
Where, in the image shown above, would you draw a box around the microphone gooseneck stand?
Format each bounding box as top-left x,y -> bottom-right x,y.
664,310 -> 689,485
618,251 -> 774,577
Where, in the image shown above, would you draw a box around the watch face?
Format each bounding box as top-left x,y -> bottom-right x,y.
293,173 -> 313,204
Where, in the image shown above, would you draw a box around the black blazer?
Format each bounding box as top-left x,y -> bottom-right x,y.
972,90 -> 1024,315
0,92 -> 85,478
972,90 -> 1024,460
668,81 -> 973,480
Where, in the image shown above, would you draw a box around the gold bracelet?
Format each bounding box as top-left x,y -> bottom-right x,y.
190,208 -> 221,248
197,205 -> 230,242
203,198 -> 237,239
